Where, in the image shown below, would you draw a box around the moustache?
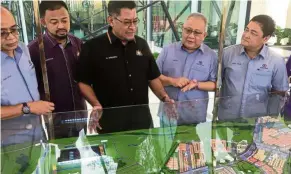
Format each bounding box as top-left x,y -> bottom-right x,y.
56,29 -> 67,33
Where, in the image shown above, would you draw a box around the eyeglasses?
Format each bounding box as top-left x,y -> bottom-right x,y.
114,17 -> 140,27
183,27 -> 203,37
1,26 -> 19,39
244,28 -> 259,37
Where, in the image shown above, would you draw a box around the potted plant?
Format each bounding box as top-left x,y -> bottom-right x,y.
274,26 -> 284,45
153,52 -> 159,60
283,28 -> 291,45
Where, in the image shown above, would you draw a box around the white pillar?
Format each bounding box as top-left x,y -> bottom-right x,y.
191,0 -> 199,13
19,0 -> 28,44
236,0 -> 248,44
146,0 -> 152,43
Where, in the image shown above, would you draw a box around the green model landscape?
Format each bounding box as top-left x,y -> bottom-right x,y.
2,117 -> 291,174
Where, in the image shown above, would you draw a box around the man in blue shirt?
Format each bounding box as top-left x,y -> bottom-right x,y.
157,13 -> 218,124
219,15 -> 289,120
1,6 -> 55,140
1,6 -> 54,173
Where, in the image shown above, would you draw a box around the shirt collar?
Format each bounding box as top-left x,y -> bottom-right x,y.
107,26 -> 136,44
258,44 -> 268,59
44,30 -> 74,48
1,43 -> 23,64
240,44 -> 267,59
179,41 -> 205,54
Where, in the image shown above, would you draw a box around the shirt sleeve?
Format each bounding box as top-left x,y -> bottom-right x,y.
286,55 -> 291,77
76,42 -> 94,85
142,41 -> 161,80
208,52 -> 218,82
156,47 -> 168,73
272,57 -> 289,91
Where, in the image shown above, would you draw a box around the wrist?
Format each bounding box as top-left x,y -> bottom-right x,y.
195,81 -> 200,90
27,102 -> 35,114
91,101 -> 101,107
161,95 -> 169,102
92,102 -> 102,109
168,77 -> 174,86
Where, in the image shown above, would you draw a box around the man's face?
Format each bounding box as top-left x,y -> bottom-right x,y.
108,8 -> 138,41
182,17 -> 207,51
1,11 -> 19,52
42,7 -> 70,40
241,21 -> 269,50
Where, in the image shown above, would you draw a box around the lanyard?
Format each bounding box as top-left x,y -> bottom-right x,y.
15,62 -> 35,101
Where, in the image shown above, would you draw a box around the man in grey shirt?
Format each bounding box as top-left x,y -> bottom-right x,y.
219,15 -> 288,120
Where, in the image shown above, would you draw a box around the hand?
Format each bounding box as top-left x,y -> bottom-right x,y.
181,79 -> 199,92
162,95 -> 175,104
88,105 -> 103,134
163,101 -> 179,120
28,100 -> 55,115
171,77 -> 190,88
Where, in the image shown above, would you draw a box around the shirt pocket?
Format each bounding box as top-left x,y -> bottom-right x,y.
189,64 -> 209,81
225,64 -> 244,81
250,71 -> 272,90
162,59 -> 180,77
45,58 -> 54,69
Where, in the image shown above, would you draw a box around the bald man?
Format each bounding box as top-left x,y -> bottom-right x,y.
1,6 -> 55,173
1,7 -> 55,120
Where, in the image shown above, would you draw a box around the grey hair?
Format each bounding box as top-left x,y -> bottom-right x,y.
187,13 -> 208,32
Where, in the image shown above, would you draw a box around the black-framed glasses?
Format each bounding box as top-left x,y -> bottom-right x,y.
114,17 -> 140,27
183,27 -> 203,37
1,26 -> 19,39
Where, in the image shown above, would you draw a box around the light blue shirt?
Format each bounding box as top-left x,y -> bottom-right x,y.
1,42 -> 41,146
219,44 -> 289,120
157,42 -> 217,123
1,42 -> 40,105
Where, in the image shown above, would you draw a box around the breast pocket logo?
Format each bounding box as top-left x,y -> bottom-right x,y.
2,75 -> 12,81
136,50 -> 143,56
105,56 -> 118,60
196,61 -> 204,66
260,64 -> 268,69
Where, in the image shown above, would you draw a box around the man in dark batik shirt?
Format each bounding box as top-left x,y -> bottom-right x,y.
28,1 -> 86,138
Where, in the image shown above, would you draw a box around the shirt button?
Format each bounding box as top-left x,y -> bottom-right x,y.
26,124 -> 33,130
129,74 -> 132,77
126,61 -> 129,64
130,88 -> 133,91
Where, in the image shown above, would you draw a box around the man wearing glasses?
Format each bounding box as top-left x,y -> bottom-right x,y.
218,15 -> 288,120
157,13 -> 218,124
1,6 -> 54,173
77,0 -> 171,133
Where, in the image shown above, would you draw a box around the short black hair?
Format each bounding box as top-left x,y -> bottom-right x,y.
108,0 -> 136,16
250,15 -> 275,37
39,0 -> 69,18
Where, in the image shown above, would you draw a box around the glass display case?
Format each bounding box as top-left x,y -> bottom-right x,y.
1,93 -> 291,174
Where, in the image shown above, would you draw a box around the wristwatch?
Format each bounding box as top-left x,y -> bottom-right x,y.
22,102 -> 31,114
